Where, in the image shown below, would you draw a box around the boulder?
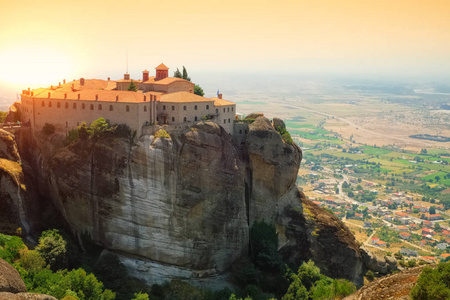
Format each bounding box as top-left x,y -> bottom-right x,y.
0,258 -> 26,294
0,293 -> 57,300
360,246 -> 398,275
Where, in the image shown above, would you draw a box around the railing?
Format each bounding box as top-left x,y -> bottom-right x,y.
0,122 -> 30,129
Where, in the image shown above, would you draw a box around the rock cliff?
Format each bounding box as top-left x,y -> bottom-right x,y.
3,117 -> 365,286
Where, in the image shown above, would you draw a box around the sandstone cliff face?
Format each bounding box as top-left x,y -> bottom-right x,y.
3,117 -> 366,286
48,122 -> 248,281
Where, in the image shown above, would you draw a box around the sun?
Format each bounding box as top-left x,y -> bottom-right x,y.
0,45 -> 74,88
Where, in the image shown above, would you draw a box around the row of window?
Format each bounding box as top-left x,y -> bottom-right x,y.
161,104 -> 234,113
40,101 -> 143,112
161,117 -> 232,123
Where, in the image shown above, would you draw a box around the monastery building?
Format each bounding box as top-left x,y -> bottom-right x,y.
19,63 -> 236,135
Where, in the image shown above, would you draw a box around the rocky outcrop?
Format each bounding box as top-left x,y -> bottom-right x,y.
344,265 -> 428,300
0,258 -> 56,300
3,116 -> 366,286
360,246 -> 398,275
0,258 -> 26,294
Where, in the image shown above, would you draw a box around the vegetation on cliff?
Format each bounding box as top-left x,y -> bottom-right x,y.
410,262 -> 450,299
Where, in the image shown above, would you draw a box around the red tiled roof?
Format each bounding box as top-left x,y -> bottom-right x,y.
155,63 -> 169,70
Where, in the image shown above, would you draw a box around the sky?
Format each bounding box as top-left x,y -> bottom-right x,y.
0,0 -> 450,89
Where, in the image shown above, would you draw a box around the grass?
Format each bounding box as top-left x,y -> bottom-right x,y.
285,122 -> 317,129
0,158 -> 24,190
362,146 -> 392,156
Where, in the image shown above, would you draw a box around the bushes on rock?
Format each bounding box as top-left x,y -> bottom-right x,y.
42,123 -> 55,135
250,220 -> 282,270
36,229 -> 68,271
276,126 -> 293,145
154,129 -> 171,139
410,262 -> 450,299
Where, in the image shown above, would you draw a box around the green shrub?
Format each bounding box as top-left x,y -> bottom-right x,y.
250,220 -> 281,270
410,262 -> 450,299
0,234 -> 25,263
154,129 -> 171,139
276,126 -> 293,145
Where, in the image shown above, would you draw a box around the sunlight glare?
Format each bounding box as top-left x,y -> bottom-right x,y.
0,46 -> 74,88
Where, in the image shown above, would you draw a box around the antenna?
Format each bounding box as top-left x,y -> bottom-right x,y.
126,50 -> 128,74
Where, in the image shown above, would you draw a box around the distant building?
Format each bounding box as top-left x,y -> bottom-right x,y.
400,248 -> 418,257
399,232 -> 411,240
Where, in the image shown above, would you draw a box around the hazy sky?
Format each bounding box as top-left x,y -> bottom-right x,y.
1,0 -> 449,88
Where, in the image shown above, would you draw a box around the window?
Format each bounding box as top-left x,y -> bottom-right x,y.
163,105 -> 166,110
228,119 -> 230,123
216,109 -> 218,113
223,108 -> 225,113
195,116 -> 198,121
144,106 -> 147,112
172,106 -> 175,111
73,103 -> 77,109
48,101 -> 52,107
228,107 -> 230,112
206,105 -> 209,109
66,121 -> 68,128
224,119 -> 226,124
42,101 -> 45,107
65,103 -> 69,108
126,105 -> 130,112
183,106 -> 186,111
82,103 -> 85,109
232,107 -> 234,112
90,104 -> 94,110
109,105 -> 113,111
172,117 -> 175,122
98,104 -> 102,110
239,130 -> 242,134
183,117 -> 186,122
194,105 -> 197,110
57,102 -> 61,108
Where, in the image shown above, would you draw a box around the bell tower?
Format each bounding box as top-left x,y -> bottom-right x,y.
155,63 -> 169,80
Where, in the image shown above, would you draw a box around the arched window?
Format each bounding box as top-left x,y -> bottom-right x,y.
82,103 -> 85,109
65,102 -> 69,108
163,105 -> 166,110
195,116 -> 198,121
126,105 -> 130,112
98,104 -> 102,110
194,105 -> 198,110
183,106 -> 186,111
223,119 -> 226,124
216,109 -> 218,113
48,101 -> 52,107
228,119 -> 230,123
232,107 -> 234,112
172,117 -> 175,122
66,121 -> 68,127
90,104 -> 94,110
223,108 -> 225,112
57,102 -> 61,108
144,106 -> 147,112
42,101 -> 45,107
206,105 -> 209,109
109,105 -> 113,111
183,117 -> 186,122
172,106 -> 175,111
228,107 -> 230,112
73,103 -> 77,109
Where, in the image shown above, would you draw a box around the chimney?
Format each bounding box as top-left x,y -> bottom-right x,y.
59,82 -> 61,87
71,83 -> 75,89
116,95 -> 119,102
28,87 -> 30,92
63,79 -> 66,84
64,93 -> 67,99
124,73 -> 130,80
218,93 -> 222,99
107,77 -> 110,81
143,70 -> 149,82
31,92 -> 33,96
80,78 -> 85,86
95,94 -> 98,101
144,95 -> 147,101
77,94 -> 80,100
48,92 -> 51,98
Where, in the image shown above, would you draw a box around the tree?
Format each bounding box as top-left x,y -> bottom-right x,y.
249,220 -> 281,270
89,117 -> 112,139
194,84 -> 204,96
420,148 -> 428,154
410,263 -> 450,299
429,206 -> 436,215
127,80 -> 138,92
182,66 -> 191,81
173,68 -> 182,78
36,229 -> 68,271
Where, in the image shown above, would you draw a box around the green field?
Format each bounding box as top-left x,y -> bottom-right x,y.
362,146 -> 392,156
